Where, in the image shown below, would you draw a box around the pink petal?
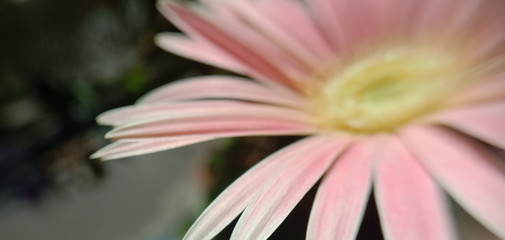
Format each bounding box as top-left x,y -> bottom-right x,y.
321,0 -> 387,47
401,125 -> 505,239
255,0 -> 334,60
448,75 -> 505,105
157,1 -> 299,89
106,115 -> 317,140
197,1 -> 319,82
436,1 -> 483,38
91,137 -> 214,160
471,23 -> 505,62
453,1 -> 505,61
225,0 -> 321,71
410,0 -> 448,36
374,135 -> 457,240
308,0 -> 417,53
230,134 -> 351,240
136,76 -> 305,108
98,100 -> 309,126
183,136 -> 342,240
155,33 -> 245,73
427,102 -> 505,150
306,0 -> 342,50
410,0 -> 500,44
421,0 -> 505,62
371,0 -> 420,34
306,137 -> 375,240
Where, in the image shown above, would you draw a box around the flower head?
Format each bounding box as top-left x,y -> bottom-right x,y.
94,0 -> 505,239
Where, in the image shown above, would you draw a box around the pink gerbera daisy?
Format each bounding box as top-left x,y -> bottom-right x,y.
93,0 -> 505,239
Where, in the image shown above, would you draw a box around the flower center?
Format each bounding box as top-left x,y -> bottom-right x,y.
314,45 -> 466,133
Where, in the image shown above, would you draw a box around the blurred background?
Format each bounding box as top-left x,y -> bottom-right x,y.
0,0 -> 221,239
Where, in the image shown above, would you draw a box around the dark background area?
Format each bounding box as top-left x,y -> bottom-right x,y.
0,0 -> 216,204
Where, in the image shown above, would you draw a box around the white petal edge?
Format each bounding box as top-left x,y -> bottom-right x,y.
230,134 -> 351,240
136,76 -> 305,108
91,137 -> 214,160
183,135 -> 341,240
155,33 -> 246,73
105,114 -> 317,140
98,100 -> 310,126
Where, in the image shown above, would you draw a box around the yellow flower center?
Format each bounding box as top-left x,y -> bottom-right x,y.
313,44 -> 468,133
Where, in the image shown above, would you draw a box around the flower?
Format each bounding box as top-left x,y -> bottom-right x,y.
93,0 -> 505,239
